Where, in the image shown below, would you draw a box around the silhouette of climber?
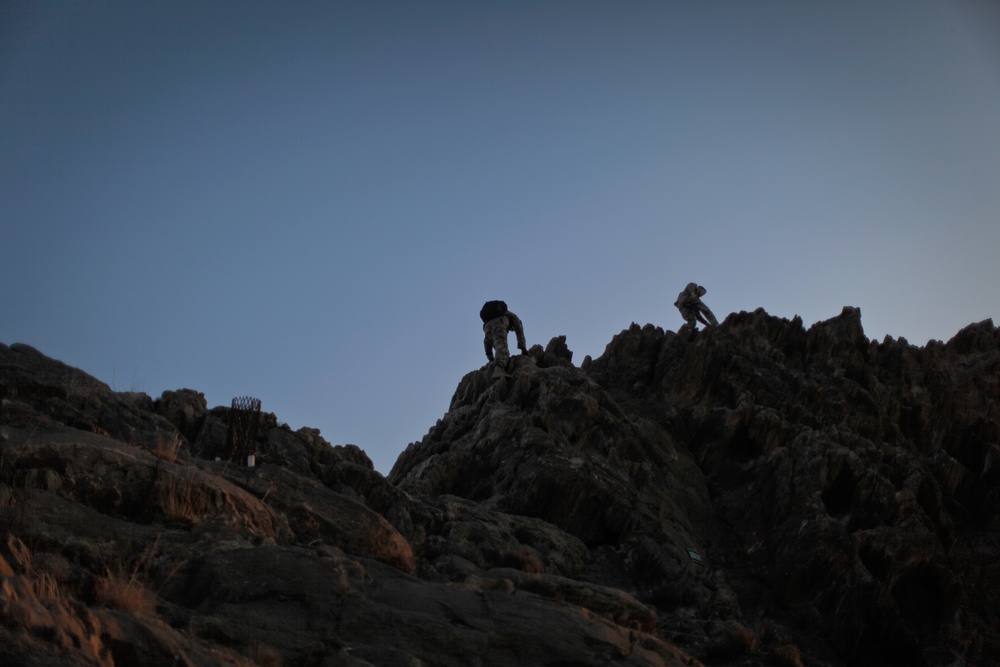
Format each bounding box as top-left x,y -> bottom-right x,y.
675,283 -> 718,337
481,300 -> 527,367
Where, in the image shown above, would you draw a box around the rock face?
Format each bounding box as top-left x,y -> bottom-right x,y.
2,307 -> 998,666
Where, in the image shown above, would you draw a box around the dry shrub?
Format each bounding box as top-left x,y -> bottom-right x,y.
249,643 -> 284,667
153,433 -> 184,463
2,569 -> 108,663
158,470 -> 209,524
772,642 -> 805,667
93,573 -> 157,615
3,534 -> 33,573
93,537 -> 159,613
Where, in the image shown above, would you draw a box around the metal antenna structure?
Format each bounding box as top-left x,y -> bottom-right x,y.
227,396 -> 262,464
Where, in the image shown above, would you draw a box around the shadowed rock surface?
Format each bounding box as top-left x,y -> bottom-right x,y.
2,306 -> 997,666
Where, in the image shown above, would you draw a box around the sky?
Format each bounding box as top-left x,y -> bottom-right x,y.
2,1 -> 998,475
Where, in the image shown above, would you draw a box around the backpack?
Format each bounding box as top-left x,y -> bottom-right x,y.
480,300 -> 507,323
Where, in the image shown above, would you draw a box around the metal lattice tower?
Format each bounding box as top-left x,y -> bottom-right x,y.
226,396 -> 261,463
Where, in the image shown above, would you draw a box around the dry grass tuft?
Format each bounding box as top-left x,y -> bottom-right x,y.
153,433 -> 184,463
91,536 -> 163,616
158,469 -> 209,524
93,572 -> 157,614
249,643 -> 284,667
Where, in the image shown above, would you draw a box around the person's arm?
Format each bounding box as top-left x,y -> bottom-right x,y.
699,303 -> 718,326
508,313 -> 528,352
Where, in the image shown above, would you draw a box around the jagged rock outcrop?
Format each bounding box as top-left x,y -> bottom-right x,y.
392,307 -> 999,666
582,308 -> 999,665
2,307 -> 998,666
0,343 -> 697,666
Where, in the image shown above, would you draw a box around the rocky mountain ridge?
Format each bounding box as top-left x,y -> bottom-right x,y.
1,306 -> 997,666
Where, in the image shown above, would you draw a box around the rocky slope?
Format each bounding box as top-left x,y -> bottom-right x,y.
1,307 -> 997,666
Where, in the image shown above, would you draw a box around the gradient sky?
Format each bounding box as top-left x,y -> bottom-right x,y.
3,1 -> 998,474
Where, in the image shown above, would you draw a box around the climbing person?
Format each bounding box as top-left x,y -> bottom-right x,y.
481,300 -> 527,367
674,283 -> 718,337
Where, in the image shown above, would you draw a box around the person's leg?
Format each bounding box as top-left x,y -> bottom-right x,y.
679,309 -> 698,340
486,319 -> 510,366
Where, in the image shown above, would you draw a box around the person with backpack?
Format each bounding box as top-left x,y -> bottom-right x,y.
674,283 -> 718,337
480,300 -> 527,366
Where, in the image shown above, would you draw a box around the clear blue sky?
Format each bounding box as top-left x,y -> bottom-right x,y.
3,1 -> 998,474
